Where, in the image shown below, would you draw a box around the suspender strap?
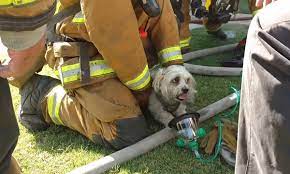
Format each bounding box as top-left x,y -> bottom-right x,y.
47,2 -> 81,42
79,42 -> 91,84
47,3 -> 81,31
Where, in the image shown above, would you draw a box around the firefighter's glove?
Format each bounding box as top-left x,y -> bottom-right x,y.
200,120 -> 237,155
200,126 -> 218,154
222,120 -> 237,154
193,6 -> 208,18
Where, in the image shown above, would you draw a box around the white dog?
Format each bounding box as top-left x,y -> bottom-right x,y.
149,65 -> 197,126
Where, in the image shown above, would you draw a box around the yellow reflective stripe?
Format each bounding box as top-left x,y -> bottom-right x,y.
125,65 -> 151,90
91,68 -> 114,77
252,9 -> 260,16
0,0 -> 36,6
205,0 -> 211,11
158,46 -> 183,64
72,11 -> 85,23
158,46 -> 181,56
63,75 -> 79,84
163,54 -> 183,63
180,37 -> 191,45
55,59 -> 115,85
61,63 -> 80,72
47,85 -> 66,125
180,42 -> 190,49
180,37 -> 191,48
54,1 -> 62,14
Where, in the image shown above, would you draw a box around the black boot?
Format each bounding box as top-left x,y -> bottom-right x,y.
207,29 -> 227,40
220,37 -> 246,67
19,74 -> 60,131
181,46 -> 191,54
220,55 -> 244,67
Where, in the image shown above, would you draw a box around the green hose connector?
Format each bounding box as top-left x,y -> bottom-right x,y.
176,138 -> 186,148
197,128 -> 206,138
188,141 -> 199,152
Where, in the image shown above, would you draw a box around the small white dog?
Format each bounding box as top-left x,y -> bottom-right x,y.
149,65 -> 197,126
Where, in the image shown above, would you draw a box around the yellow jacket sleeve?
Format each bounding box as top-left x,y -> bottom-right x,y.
149,0 -> 184,67
81,0 -> 151,91
0,0 -> 55,18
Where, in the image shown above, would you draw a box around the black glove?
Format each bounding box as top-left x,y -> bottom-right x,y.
215,13 -> 232,23
193,6 -> 208,18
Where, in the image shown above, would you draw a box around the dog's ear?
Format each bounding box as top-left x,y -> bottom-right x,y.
191,77 -> 197,94
152,68 -> 164,92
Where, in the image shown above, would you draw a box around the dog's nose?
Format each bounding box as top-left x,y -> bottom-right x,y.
182,88 -> 189,93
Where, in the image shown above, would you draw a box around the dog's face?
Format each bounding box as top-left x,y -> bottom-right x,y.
152,65 -> 197,105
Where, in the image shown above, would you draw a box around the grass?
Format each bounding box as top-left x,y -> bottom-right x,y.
10,23 -> 248,174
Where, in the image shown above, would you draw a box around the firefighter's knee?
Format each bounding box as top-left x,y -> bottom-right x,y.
92,115 -> 149,150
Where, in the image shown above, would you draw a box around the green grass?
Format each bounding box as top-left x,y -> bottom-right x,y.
10,23 -> 247,174
239,0 -> 250,14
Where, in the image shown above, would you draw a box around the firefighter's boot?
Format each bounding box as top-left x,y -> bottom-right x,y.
19,74 -> 60,131
207,29 -> 227,40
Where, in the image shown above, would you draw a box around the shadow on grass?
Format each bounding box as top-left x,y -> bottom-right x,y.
28,125 -> 113,155
189,23 -> 248,52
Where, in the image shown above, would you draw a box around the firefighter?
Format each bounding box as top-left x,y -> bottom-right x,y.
0,78 -> 21,174
0,1 -> 56,173
190,0 -> 240,40
0,0 -> 183,150
171,0 -> 192,53
170,0 -> 238,55
220,0 -> 265,67
236,0 -> 289,173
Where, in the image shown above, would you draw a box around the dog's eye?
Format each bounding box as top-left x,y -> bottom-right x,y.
171,77 -> 180,84
186,78 -> 190,84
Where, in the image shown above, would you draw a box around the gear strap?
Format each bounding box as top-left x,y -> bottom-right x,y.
47,2 -> 81,42
47,2 -> 81,32
79,42 -> 91,84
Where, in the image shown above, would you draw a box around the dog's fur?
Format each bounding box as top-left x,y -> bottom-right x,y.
149,65 -> 197,126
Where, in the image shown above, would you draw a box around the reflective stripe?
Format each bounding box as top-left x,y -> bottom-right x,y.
252,9 -> 260,16
54,1 -> 62,14
125,65 -> 151,91
55,59 -> 115,85
0,0 -> 36,6
158,46 -> 183,64
205,0 -> 211,11
180,37 -> 191,48
180,42 -> 190,48
72,11 -> 85,23
47,85 -> 66,125
180,37 -> 191,45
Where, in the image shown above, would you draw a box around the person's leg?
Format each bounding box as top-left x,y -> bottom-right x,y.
203,18 -> 226,40
235,1 -> 290,173
0,78 -> 20,174
8,52 -> 45,88
248,0 -> 260,15
179,0 -> 192,53
6,157 -> 21,174
19,74 -> 148,150
42,78 -> 149,150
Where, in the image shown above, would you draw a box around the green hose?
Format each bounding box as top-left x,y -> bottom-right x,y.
194,86 -> 240,163
194,118 -> 223,163
220,86 -> 240,119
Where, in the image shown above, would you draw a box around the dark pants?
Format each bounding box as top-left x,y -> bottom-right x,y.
235,1 -> 290,174
0,78 -> 19,174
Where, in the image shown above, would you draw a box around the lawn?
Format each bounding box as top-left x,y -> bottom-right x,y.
9,22 -> 248,174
